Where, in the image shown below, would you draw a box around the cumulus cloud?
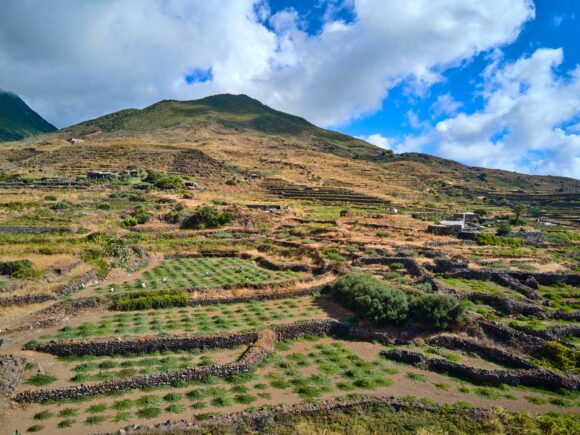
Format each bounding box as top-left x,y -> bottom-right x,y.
358,133 -> 391,149
0,0 -> 534,128
430,93 -> 462,118
432,48 -> 580,178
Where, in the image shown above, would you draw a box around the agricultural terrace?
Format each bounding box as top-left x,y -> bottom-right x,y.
92,257 -> 301,295
0,177 -> 578,435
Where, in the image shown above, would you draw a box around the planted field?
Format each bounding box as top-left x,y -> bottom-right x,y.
38,296 -> 333,342
10,336 -> 576,435
93,257 -> 300,295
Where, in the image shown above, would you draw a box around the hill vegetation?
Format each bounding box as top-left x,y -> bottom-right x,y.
0,90 -> 57,142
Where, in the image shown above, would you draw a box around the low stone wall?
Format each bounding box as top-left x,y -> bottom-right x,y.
354,256 -> 424,277
508,271 -> 580,287
477,319 -> 547,353
123,394 -> 498,434
0,226 -> 70,234
508,231 -> 544,245
256,256 -> 324,274
15,330 -> 274,403
447,269 -> 539,300
427,335 -> 536,369
0,355 -> 26,398
510,324 -> 580,341
5,297 -> 105,335
465,293 -> 546,318
382,349 -> 578,391
30,329 -> 260,357
427,225 -> 462,236
56,269 -> 99,296
0,293 -> 56,307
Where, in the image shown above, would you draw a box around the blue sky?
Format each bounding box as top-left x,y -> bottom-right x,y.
1,0 -> 578,177
335,0 -> 580,157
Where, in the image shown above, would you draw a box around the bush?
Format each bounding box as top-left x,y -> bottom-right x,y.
181,206 -> 235,229
155,176 -> 185,190
409,294 -> 465,330
0,259 -> 40,280
132,205 -> 150,224
109,290 -> 188,311
544,232 -> 571,244
122,216 -> 138,227
495,223 -> 511,236
476,233 -> 522,247
332,272 -> 409,325
50,201 -> 72,210
533,342 -> 579,374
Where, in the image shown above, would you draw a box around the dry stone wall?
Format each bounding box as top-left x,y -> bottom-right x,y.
354,256 -> 424,277
15,330 -> 274,403
382,349 -> 578,391
427,335 -> 537,369
0,293 -> 56,307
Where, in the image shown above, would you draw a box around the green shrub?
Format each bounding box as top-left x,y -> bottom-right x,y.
26,373 -> 57,386
181,206 -> 235,229
409,294 -> 466,330
533,342 -> 579,374
544,232 -> 571,244
109,290 -> 188,311
476,233 -> 522,247
132,205 -> 151,224
122,216 -> 139,227
156,176 -> 185,190
332,272 -> 409,325
0,259 -> 40,279
495,223 -> 511,236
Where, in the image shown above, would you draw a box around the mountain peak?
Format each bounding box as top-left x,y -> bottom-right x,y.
0,89 -> 57,142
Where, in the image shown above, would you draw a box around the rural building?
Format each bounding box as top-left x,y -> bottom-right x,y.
87,171 -> 118,180
247,204 -> 283,211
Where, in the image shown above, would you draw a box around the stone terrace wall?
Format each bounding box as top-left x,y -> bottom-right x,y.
31,330 -> 260,357
447,269 -> 539,300
0,293 -> 56,307
465,293 -> 546,318
0,226 -> 70,234
354,256 -> 424,277
124,395 -> 498,434
382,349 -> 578,391
15,330 -> 274,403
427,335 -> 537,369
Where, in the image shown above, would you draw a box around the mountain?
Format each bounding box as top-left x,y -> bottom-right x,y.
1,93 -> 578,212
63,94 -> 383,160
0,90 -> 57,142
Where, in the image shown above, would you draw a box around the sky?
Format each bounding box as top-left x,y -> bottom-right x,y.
0,0 -> 579,178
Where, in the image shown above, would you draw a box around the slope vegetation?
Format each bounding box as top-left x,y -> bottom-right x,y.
0,90 -> 57,142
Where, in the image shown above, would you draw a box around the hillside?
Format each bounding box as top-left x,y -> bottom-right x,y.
0,94 -> 578,211
63,94 -> 383,160
0,90 -> 57,142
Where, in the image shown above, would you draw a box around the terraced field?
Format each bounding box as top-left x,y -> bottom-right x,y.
93,257 -> 300,295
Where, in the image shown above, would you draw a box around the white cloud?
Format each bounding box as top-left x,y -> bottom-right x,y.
358,133 -> 391,149
0,0 -> 534,128
430,93 -> 462,118
423,48 -> 580,178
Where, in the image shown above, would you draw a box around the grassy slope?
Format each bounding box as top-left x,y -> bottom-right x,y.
0,90 -> 57,142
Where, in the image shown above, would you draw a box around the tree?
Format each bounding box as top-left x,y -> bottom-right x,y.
332,272 -> 409,325
409,294 -> 465,330
181,206 -> 235,229
496,223 -> 511,236
511,203 -> 526,224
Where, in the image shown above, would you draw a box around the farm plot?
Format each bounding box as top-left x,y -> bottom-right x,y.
93,257 -> 301,295
19,347 -> 243,390
440,277 -> 528,300
10,337 -> 575,435
37,296 -> 335,342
